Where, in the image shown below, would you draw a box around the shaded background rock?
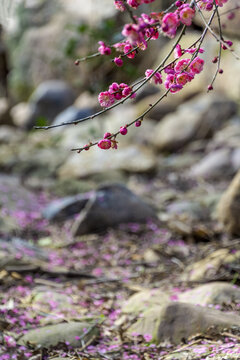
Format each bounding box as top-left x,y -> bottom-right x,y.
179,282 -> 240,306
152,94 -> 237,152
72,184 -> 157,236
217,170 -> 240,235
24,80 -> 76,129
58,145 -> 157,179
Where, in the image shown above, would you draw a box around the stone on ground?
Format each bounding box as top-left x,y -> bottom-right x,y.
217,170 -> 240,235
182,249 -> 240,282
18,321 -> 99,348
24,80 -> 76,129
179,282 -> 240,306
122,289 -> 169,315
58,145 -> 157,179
129,302 -> 240,344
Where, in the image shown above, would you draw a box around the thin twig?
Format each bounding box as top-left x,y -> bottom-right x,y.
207,0 -> 222,91
71,88 -> 170,152
122,0 -> 138,24
195,1 -> 240,60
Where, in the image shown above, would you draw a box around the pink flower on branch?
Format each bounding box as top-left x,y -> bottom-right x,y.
145,69 -> 162,85
98,41 -> 111,55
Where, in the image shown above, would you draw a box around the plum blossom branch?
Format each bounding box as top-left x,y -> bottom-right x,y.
35,0 -> 238,154
195,1 -> 240,60
35,24 -> 187,130
71,88 -> 171,152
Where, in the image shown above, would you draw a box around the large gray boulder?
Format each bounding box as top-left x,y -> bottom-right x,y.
71,184 -> 157,235
43,184 -> 157,234
129,302 -> 240,344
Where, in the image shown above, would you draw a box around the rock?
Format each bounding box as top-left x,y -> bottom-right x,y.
8,12 -> 83,100
0,98 -> 12,125
54,117 -> 102,150
42,192 -> 91,222
166,200 -> 206,221
152,94 -> 237,151
232,148 -> 240,171
60,0 -> 116,24
58,145 -> 157,179
52,106 -> 96,127
103,106 -> 157,146
72,184 -> 157,236
143,248 -> 160,263
158,152 -> 202,171
0,174 -> 41,212
0,125 -> 24,144
7,0 -> 117,99
25,80 -> 76,129
0,237 -> 49,271
31,288 -> 72,311
129,302 -> 240,344
10,102 -> 32,128
183,249 -> 240,282
74,92 -> 98,110
18,321 -> 99,348
190,148 -> 234,180
179,282 -> 240,306
209,120 -> 240,150
47,178 -> 95,197
217,170 -> 240,235
123,289 -> 169,315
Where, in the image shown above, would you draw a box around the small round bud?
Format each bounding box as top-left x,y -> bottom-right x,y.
84,145 -> 90,150
205,2 -> 213,10
75,60 -> 80,66
104,132 -> 112,139
114,57 -> 123,67
212,57 -> 218,63
175,0 -> 182,7
218,69 -> 223,74
120,126 -> 128,135
208,85 -> 213,91
221,40 -> 233,50
135,120 -> 142,127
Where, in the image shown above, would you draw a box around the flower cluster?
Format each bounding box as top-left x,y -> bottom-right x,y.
98,82 -> 135,108
161,4 -> 195,38
114,40 -> 137,59
199,0 -> 228,11
122,13 -> 159,49
98,41 -> 111,55
113,2 -> 196,62
42,0 -> 236,154
144,54 -> 205,94
114,0 -> 156,10
145,69 -> 162,85
164,56 -> 205,93
98,132 -> 118,150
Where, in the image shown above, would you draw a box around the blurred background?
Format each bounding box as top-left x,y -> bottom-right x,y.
0,1 -> 240,358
